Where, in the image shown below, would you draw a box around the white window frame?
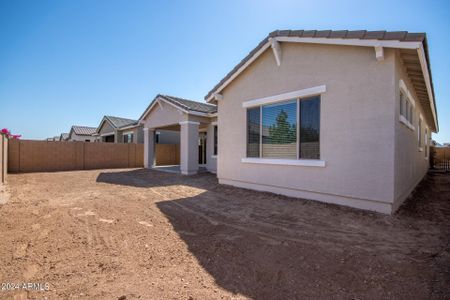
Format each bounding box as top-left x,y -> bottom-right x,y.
418,115 -> 423,152
242,86 -> 326,167
399,79 -> 415,131
123,131 -> 134,143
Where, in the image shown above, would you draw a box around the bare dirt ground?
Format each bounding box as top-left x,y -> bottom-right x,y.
0,169 -> 449,299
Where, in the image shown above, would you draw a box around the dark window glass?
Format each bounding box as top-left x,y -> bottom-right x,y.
247,107 -> 260,157
261,100 -> 297,159
300,96 -> 320,159
213,126 -> 218,155
123,133 -> 133,143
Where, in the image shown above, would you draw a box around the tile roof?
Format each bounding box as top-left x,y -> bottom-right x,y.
158,94 -> 217,113
71,125 -> 97,136
105,116 -> 138,129
205,29 -> 428,100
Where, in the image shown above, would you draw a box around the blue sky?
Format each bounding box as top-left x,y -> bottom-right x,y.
0,0 -> 449,142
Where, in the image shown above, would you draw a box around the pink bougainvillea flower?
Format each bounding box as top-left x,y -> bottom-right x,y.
11,134 -> 21,139
1,128 -> 10,135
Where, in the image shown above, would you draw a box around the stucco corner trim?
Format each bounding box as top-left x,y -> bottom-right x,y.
241,157 -> 326,167
242,85 -> 326,108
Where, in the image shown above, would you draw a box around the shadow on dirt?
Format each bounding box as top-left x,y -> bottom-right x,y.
98,169 -> 450,298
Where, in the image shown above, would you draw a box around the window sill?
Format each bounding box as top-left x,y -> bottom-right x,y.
211,155 -> 217,159
241,158 -> 326,167
399,115 -> 415,131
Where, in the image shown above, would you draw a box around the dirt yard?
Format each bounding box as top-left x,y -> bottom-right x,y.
0,169 -> 449,299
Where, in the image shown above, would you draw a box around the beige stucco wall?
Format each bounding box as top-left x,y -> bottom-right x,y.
217,42 -> 397,213
206,117 -> 217,173
143,101 -> 189,129
393,51 -> 431,211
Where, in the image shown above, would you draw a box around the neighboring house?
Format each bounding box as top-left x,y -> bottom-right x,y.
68,125 -> 97,142
60,133 -> 69,141
140,94 -> 218,174
94,115 -> 145,144
198,29 -> 438,214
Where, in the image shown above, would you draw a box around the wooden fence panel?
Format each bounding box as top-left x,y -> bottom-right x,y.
155,144 -> 180,166
135,144 -> 144,167
432,147 -> 450,171
7,139 -> 19,173
7,140 -> 144,173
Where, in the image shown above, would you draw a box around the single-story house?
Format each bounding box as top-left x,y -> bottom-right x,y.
60,133 -> 69,141
94,116 -> 144,143
142,29 -> 439,214
140,94 -> 217,174
68,125 -> 97,142
203,29 -> 438,214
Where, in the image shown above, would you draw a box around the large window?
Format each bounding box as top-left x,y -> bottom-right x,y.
213,126 -> 218,155
246,96 -> 320,160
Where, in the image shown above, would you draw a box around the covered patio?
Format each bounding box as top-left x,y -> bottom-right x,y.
138,94 -> 217,175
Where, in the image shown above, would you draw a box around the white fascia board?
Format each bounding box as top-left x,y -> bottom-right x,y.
242,85 -> 326,108
206,41 -> 272,103
417,44 -> 438,132
242,157 -> 326,167
100,132 -> 115,137
179,121 -> 200,125
275,36 -> 422,49
119,124 -> 140,131
206,37 -> 422,104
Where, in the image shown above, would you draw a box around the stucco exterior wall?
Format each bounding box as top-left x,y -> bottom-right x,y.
143,101 -> 189,129
217,43 -> 397,213
206,117 -> 217,173
393,52 -> 431,211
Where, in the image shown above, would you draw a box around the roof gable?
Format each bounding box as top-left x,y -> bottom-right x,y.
139,94 -> 217,122
70,125 -> 96,136
205,29 -> 437,132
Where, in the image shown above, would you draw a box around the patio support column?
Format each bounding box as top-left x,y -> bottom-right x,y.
179,121 -> 199,175
144,128 -> 155,168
